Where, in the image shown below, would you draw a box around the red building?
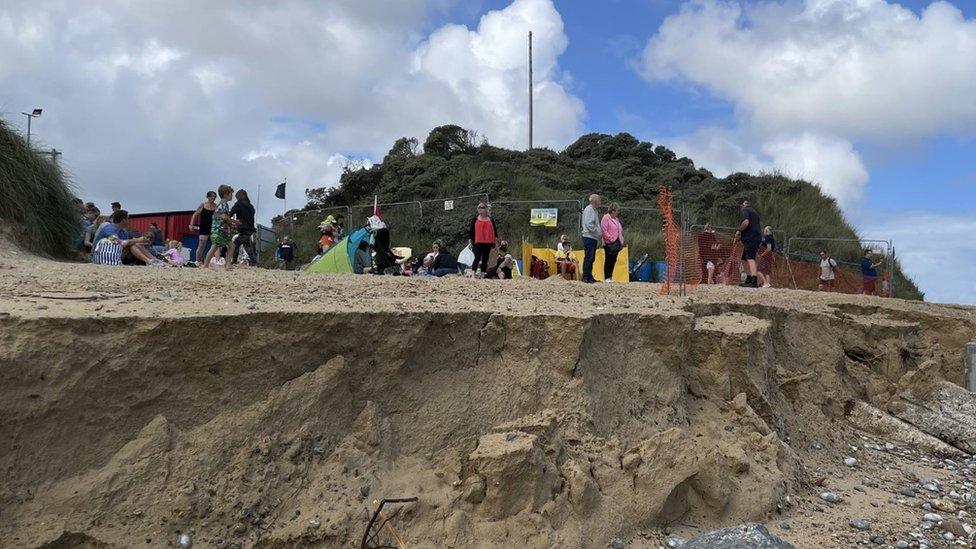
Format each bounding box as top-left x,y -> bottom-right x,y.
128,210 -> 202,259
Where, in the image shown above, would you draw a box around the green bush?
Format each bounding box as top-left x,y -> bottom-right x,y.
0,119 -> 79,258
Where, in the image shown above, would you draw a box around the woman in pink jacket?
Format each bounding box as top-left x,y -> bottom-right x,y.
601,203 -> 624,282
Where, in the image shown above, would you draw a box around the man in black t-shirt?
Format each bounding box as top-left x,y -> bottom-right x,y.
738,199 -> 762,288
226,189 -> 257,269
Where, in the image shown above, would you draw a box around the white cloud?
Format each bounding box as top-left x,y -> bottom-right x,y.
762,133 -> 868,207
671,129 -> 868,208
0,0 -> 583,221
641,0 -> 976,139
671,128 -> 769,177
858,211 -> 976,305
639,0 -> 976,209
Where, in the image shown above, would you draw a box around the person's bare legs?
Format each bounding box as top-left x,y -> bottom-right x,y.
129,243 -> 157,264
225,241 -> 237,271
196,235 -> 209,266
748,259 -> 758,277
204,244 -> 219,267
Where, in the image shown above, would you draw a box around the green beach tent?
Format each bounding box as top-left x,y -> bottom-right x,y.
308,228 -> 369,274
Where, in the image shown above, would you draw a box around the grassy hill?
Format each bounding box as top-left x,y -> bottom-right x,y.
280,125 -> 923,300
0,120 -> 79,258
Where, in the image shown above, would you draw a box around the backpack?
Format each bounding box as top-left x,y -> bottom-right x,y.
529,256 -> 550,280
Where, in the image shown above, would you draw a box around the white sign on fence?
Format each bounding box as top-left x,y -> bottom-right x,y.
444,200 -> 454,211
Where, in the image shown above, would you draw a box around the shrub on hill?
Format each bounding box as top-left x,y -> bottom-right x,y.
0,120 -> 79,258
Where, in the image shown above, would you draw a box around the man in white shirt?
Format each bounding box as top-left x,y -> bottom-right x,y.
818,250 -> 837,291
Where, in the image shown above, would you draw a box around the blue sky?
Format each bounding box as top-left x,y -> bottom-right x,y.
438,0 -> 976,303
2,0 -> 974,302
443,0 -> 976,217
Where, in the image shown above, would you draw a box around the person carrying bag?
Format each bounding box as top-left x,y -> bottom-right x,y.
601,203 -> 624,283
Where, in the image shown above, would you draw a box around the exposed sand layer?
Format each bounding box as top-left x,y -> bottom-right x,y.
1,251 -> 975,549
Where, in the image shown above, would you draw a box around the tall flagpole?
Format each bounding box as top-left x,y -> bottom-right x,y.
256,183 -> 262,223
528,30 -> 533,150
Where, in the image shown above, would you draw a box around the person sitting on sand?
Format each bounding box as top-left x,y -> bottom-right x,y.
556,234 -> 569,253
80,205 -> 100,252
93,209 -> 163,266
556,240 -> 577,280
486,240 -> 515,279
353,240 -> 371,274
163,240 -> 186,266
428,241 -> 459,277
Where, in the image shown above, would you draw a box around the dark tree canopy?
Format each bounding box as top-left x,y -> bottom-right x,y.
422,125 -> 479,158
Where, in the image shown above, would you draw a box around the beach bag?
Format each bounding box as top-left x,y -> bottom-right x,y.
529,256 -> 550,280
91,239 -> 123,266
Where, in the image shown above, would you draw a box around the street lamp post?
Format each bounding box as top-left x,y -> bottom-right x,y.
21,108 -> 42,146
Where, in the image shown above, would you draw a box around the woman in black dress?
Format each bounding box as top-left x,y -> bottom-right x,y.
190,191 -> 217,265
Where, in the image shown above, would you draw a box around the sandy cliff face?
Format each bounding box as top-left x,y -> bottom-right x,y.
0,260 -> 973,548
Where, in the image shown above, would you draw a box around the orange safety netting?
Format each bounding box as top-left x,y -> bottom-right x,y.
689,229 -> 891,296
693,229 -> 775,287
658,186 -> 702,295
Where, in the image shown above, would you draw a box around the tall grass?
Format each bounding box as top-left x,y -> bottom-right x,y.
0,119 -> 79,258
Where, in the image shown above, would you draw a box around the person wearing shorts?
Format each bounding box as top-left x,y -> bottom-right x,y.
737,199 -> 762,288
190,191 -> 217,265
204,185 -> 234,268
861,249 -> 883,296
818,250 -> 837,291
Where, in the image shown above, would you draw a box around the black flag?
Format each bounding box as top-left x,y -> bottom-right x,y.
274,181 -> 286,199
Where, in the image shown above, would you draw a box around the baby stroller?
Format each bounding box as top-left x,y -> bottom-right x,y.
629,253 -> 650,282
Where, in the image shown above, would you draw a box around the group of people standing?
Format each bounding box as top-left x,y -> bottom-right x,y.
189,185 -> 256,269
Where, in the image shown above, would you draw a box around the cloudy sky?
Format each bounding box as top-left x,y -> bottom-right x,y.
2,0 -> 975,303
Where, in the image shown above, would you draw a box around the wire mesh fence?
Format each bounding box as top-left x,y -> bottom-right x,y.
419,194 -> 489,252
278,206 -> 352,265
490,199 -> 582,249
265,191 -> 897,294
786,237 -> 894,296
617,206 -> 666,262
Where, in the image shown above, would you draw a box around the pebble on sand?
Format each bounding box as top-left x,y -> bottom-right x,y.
820,492 -> 842,503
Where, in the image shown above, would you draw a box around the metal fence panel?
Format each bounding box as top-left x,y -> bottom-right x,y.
616,206 -> 666,261
490,199 -> 582,249
418,194 -> 490,253
691,224 -> 786,252
786,237 -> 894,296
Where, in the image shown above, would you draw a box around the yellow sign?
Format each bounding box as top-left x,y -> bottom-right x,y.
529,208 -> 558,227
